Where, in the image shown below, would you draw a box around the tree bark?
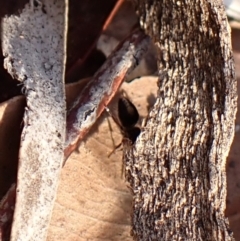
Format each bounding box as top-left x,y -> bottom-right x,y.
2,1 -> 68,240
124,0 -> 237,240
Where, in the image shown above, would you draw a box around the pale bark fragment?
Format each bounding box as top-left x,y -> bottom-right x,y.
1,1 -> 68,241
124,0 -> 237,240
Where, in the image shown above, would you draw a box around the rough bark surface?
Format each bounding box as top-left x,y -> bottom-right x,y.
124,0 -> 237,240
1,1 -> 68,241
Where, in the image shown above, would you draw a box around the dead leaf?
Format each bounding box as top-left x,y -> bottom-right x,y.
48,76 -> 158,241
0,96 -> 25,198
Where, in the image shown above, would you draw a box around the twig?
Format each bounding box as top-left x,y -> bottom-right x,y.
64,29 -> 151,162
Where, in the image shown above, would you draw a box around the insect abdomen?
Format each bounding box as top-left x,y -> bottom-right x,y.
118,97 -> 139,129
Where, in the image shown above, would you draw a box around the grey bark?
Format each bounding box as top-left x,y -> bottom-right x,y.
1,1 -> 68,241
124,0 -> 237,240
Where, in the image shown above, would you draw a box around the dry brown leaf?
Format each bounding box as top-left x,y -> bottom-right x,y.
48,76 -> 158,241
0,96 -> 25,198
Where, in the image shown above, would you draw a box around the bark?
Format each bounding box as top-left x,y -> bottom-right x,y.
124,0 -> 237,240
1,1 -> 68,241
64,29 -> 151,161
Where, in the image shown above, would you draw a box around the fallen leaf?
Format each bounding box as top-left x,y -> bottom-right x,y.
48,76 -> 158,241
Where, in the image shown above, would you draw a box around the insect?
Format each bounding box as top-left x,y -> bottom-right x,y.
118,97 -> 141,143
105,96 -> 141,156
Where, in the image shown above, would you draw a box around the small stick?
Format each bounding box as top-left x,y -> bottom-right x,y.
64,29 -> 150,163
